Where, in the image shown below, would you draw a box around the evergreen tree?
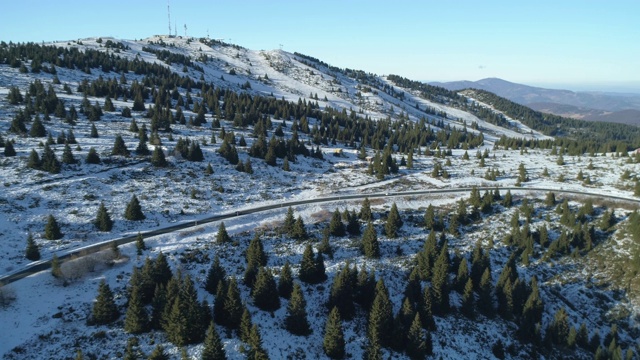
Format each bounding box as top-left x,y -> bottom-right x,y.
4,141 -> 16,157
86,147 -> 101,164
431,242 -> 450,315
461,278 -> 475,319
92,279 -> 119,325
223,278 -> 243,329
147,345 -> 169,360
202,321 -> 227,360
291,216 -> 308,240
285,283 -> 311,336
282,206 -> 296,235
346,210 -> 361,235
329,209 -> 346,237
362,221 -> 381,258
406,313 -> 428,360
29,115 -> 47,137
323,307 -> 345,359
216,222 -> 231,244
368,280 -> 393,348
205,255 -> 226,295
299,244 -> 325,284
90,123 -> 99,138
41,144 -> 61,173
111,135 -> 130,156
360,197 -> 373,221
135,232 -> 146,255
502,190 -> 513,207
25,232 -> 40,261
252,267 -> 280,311
239,308 -> 253,343
478,267 -> 494,316
247,324 -> 269,360
328,263 -> 355,320
61,143 -> 76,164
27,149 -> 41,170
150,146 -> 168,167
44,214 -> 63,240
124,283 -> 149,334
94,202 -> 114,231
278,261 -> 294,299
385,202 -> 403,238
124,195 -> 145,221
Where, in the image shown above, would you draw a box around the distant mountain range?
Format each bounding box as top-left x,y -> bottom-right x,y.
430,78 -> 640,126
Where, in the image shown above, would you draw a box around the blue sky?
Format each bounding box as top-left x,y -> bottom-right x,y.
1,0 -> 639,91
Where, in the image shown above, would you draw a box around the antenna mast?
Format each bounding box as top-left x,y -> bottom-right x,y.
167,0 -> 171,36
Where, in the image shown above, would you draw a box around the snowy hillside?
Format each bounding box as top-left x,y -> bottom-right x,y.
1,36 -> 640,359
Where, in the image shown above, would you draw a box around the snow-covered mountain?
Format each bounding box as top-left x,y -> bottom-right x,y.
1,35 -> 639,360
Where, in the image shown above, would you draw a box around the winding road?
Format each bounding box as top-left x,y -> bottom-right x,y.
1,186 -> 638,286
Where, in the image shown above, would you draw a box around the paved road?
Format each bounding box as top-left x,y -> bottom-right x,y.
1,186 -> 638,285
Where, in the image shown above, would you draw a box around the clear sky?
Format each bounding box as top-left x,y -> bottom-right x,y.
1,0 -> 639,91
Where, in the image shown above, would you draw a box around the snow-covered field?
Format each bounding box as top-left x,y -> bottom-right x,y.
1,35 -> 639,359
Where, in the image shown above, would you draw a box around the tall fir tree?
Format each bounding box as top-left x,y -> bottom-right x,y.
282,206 -> 296,235
111,134 -> 130,156
385,202 -> 403,238
329,209 -> 346,237
362,221 -> 381,258
368,280 -> 393,348
44,214 -> 63,240
406,313 -> 428,360
25,232 -> 40,261
202,321 -> 227,360
285,283 -> 311,336
205,255 -> 226,295
252,267 -> 280,312
150,146 -> 167,167
323,307 -> 346,359
124,195 -> 145,221
216,222 -> 231,244
278,261 -> 294,299
94,202 -> 114,231
92,279 -> 119,325
360,197 -> 373,221
124,283 -> 149,334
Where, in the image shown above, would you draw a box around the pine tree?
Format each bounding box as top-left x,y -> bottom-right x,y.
385,202 -> 403,238
124,195 -> 145,221
431,243 -> 450,315
285,283 -> 311,335
94,202 -> 114,231
29,115 -> 46,137
329,209 -> 346,237
368,280 -> 393,348
86,147 -> 101,164
323,307 -> 345,359
252,267 -> 280,311
299,244 -> 323,284
247,324 -> 269,360
360,197 -> 373,221
346,210 -> 361,235
25,232 -> 40,261
4,141 -> 16,157
461,278 -> 475,319
278,261 -> 294,299
202,321 -> 227,360
41,144 -> 61,173
419,285 -> 436,331
111,135 -> 130,156
27,149 -> 41,170
124,283 -> 149,334
239,308 -> 253,343
282,207 -> 296,235
362,221 -> 380,258
503,190 -> 513,207
205,255 -> 226,295
92,279 -> 119,325
223,278 -> 243,329
44,214 -> 63,240
150,146 -> 167,167
328,263 -> 355,320
135,232 -> 146,255
61,143 -> 76,164
406,313 -> 427,360
478,268 -> 494,316
147,345 -> 169,360
216,222 -> 231,244
291,216 -> 308,240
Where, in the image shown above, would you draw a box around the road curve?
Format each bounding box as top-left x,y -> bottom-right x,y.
1,186 -> 638,286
